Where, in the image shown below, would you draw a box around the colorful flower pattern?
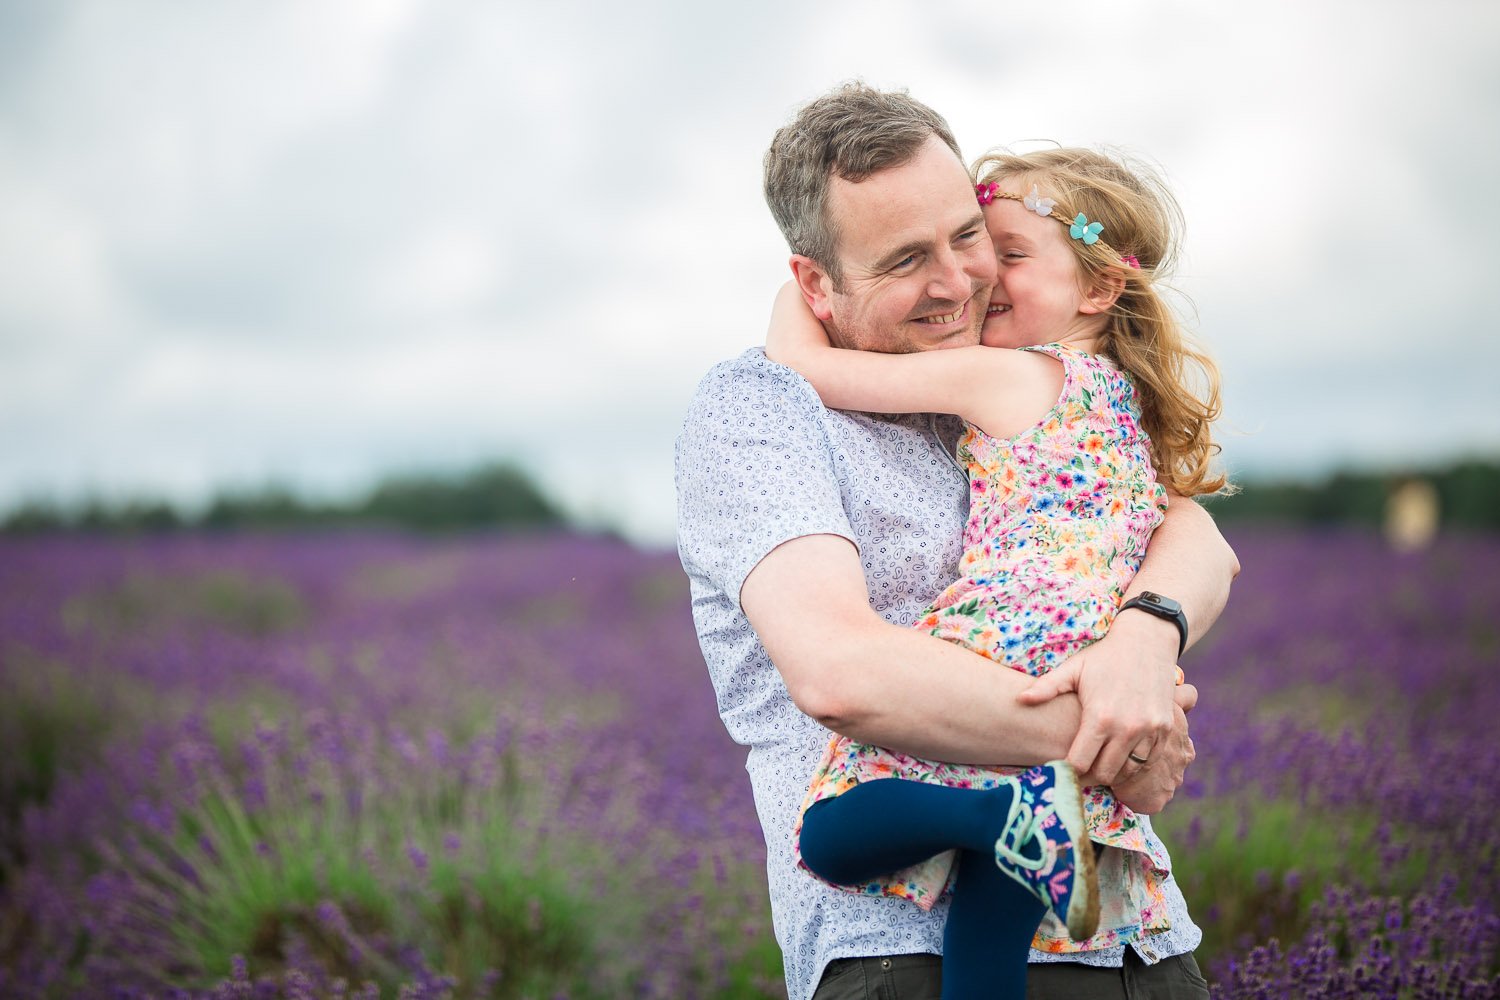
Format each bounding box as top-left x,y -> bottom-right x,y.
794,343 -> 1172,954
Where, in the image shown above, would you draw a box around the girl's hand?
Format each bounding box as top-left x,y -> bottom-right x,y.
766,281 -> 833,369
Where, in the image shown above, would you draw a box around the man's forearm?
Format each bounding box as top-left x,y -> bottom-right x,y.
811,619 -> 1084,766
743,534 -> 1085,766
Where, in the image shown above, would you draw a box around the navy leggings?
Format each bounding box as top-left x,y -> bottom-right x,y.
800,779 -> 1048,1000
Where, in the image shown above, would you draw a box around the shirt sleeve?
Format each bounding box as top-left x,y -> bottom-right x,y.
675,354 -> 857,611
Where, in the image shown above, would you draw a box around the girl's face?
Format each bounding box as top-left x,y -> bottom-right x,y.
979,188 -> 1103,350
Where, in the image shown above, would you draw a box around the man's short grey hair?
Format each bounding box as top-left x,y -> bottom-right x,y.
763,82 -> 963,288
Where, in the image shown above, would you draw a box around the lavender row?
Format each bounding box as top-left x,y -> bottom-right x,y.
1,528 -> 1496,996
1168,529 -> 1499,996
1,532 -> 772,997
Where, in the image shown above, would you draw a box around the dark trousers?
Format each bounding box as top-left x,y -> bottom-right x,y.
811,950 -> 1211,1000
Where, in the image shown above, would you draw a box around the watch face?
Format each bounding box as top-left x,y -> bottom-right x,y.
1142,591 -> 1182,613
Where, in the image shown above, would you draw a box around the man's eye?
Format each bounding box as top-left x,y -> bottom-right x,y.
892,255 -> 917,271
956,230 -> 982,243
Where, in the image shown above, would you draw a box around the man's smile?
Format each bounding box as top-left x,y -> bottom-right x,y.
914,303 -> 968,326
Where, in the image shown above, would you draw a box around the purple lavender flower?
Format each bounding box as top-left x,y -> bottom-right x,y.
2,527 -> 1494,997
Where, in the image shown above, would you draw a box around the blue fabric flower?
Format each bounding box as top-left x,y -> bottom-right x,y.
1070,213 -> 1104,245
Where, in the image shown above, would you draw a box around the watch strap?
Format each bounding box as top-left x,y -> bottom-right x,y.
1118,592 -> 1188,658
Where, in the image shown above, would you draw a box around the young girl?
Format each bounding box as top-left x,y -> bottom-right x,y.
766,148 -> 1227,999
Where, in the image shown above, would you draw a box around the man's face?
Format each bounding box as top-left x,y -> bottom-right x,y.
821,135 -> 997,354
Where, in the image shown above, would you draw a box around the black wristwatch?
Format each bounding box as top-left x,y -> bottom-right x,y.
1118,591 -> 1188,658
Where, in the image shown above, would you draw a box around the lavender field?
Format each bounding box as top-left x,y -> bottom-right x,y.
0,528 -> 1496,998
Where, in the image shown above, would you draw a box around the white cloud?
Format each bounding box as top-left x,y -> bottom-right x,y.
1,0 -> 1497,543
0,152 -> 127,342
367,224 -> 510,321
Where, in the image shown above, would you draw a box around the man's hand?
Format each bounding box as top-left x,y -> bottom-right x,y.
1106,701 -> 1195,814
1017,612 -> 1183,784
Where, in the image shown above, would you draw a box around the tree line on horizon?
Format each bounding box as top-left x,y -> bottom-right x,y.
0,463 -> 563,535
1202,457 -> 1499,532
2,458 -> 1496,536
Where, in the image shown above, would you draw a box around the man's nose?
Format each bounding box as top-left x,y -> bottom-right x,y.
927,246 -> 970,303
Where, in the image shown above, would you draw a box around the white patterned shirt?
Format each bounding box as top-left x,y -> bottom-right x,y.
675,350 -> 1201,1000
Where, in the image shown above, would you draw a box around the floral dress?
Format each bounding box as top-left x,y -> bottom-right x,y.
793,343 -> 1174,954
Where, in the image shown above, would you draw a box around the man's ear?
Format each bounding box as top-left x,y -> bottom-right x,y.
788,255 -> 836,322
1079,267 -> 1126,316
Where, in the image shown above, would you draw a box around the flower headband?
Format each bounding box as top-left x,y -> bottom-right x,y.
976,182 -> 1141,269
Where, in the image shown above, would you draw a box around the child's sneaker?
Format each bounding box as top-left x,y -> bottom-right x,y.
993,760 -> 1099,940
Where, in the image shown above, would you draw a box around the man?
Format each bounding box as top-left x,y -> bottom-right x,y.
675,83 -> 1237,1000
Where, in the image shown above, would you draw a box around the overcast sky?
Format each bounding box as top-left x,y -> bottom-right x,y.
3,0 -> 1497,544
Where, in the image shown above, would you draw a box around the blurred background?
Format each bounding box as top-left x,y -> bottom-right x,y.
3,0 -> 1498,544
4,4 -> 1499,996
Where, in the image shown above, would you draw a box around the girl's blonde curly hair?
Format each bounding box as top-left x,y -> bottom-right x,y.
974,147 -> 1231,497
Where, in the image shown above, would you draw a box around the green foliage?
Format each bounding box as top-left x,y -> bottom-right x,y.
2,462 -> 564,535
100,709 -> 679,997
1155,798 -> 1431,965
201,488 -> 325,532
1434,459 -> 1500,529
0,643 -> 666,996
423,849 -> 598,998
1206,457 -> 1500,529
0,662 -> 118,887
717,931 -> 787,1000
62,571 -> 307,637
361,465 -> 560,532
0,572 -> 305,888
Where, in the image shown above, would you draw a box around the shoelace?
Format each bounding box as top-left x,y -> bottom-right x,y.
994,793 -> 1057,875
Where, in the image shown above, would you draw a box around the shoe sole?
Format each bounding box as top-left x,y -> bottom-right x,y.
1049,760 -> 1100,941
